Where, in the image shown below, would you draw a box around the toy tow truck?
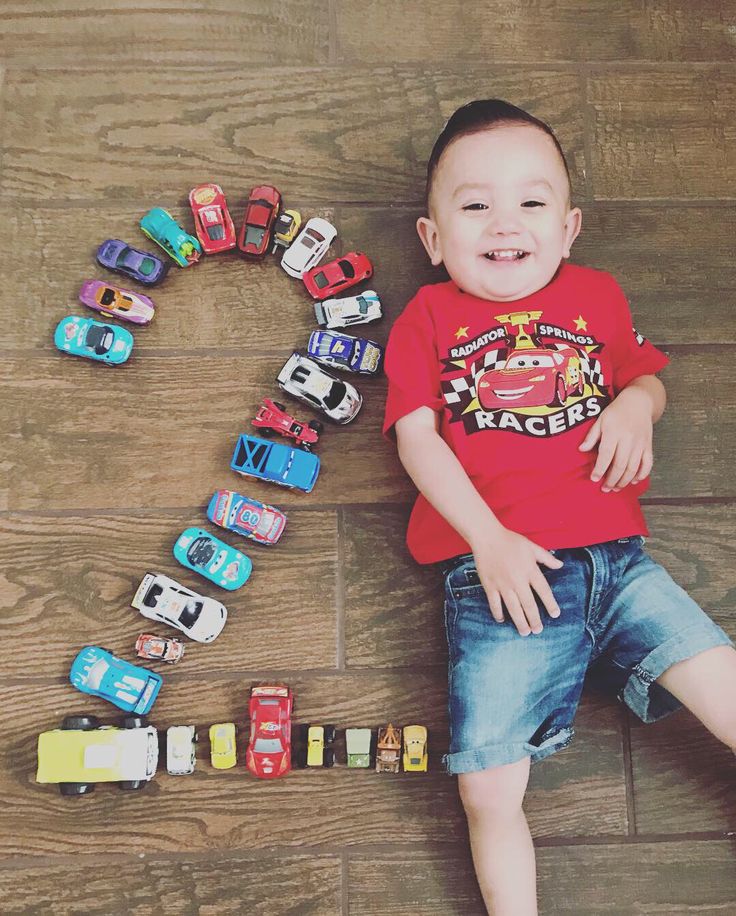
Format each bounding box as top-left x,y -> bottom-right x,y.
345,728 -> 372,768
375,724 -> 402,774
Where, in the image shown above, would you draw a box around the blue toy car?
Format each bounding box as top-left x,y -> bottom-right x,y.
307,329 -> 383,375
96,239 -> 169,285
54,315 -> 133,365
173,527 -> 252,590
230,434 -> 320,493
140,208 -> 202,268
70,645 -> 162,714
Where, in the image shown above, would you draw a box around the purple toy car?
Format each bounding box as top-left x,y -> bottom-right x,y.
96,239 -> 169,286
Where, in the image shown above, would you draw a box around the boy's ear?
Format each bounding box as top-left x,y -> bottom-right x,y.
416,215 -> 443,266
562,207 -> 583,259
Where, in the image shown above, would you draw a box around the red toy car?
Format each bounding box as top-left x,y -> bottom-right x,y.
477,345 -> 584,410
189,184 -> 236,254
252,398 -> 322,450
302,251 -> 373,300
238,185 -> 281,257
135,633 -> 185,664
246,684 -> 293,779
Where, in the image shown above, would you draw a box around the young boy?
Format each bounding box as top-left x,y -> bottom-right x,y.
383,99 -> 736,915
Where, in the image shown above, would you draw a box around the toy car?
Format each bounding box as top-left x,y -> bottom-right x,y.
96,239 -> 169,286
246,684 -> 293,779
54,315 -> 133,366
345,728 -> 372,768
70,646 -> 162,715
36,714 -> 158,796
207,488 -> 286,546
303,251 -> 373,300
167,725 -> 196,775
277,352 -> 362,424
402,724 -> 428,772
271,209 -> 302,253
209,722 -> 237,769
189,183 -> 236,254
135,633 -> 185,664
303,724 -> 336,768
131,572 -> 227,643
375,724 -> 402,774
477,345 -> 584,410
78,279 -> 155,326
252,397 -> 322,450
307,330 -> 383,376
315,290 -> 383,329
281,217 -> 337,278
238,185 -> 281,257
230,434 -> 320,494
173,527 -> 252,591
140,207 -> 202,267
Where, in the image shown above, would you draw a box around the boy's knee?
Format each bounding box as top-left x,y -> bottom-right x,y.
458,757 -> 530,821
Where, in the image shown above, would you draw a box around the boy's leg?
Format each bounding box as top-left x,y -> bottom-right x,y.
459,757 -> 537,916
656,645 -> 736,749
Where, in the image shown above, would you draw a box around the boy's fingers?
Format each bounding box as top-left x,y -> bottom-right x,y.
517,583 -> 543,635
631,449 -> 653,485
531,570 -> 560,619
503,591 -> 532,637
486,588 -> 505,624
578,419 -> 601,452
536,546 -> 563,568
601,441 -> 630,489
590,437 -> 616,482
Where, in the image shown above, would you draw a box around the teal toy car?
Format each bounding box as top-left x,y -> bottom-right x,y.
173,527 -> 252,591
54,315 -> 133,365
140,207 -> 202,268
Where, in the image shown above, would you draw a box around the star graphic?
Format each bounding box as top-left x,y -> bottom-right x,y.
454,325 -> 470,340
574,315 -> 588,331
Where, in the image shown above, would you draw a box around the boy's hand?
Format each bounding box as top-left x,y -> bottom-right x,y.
578,387 -> 654,492
469,527 -> 563,637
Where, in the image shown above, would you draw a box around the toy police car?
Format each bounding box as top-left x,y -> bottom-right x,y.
307,330 -> 383,376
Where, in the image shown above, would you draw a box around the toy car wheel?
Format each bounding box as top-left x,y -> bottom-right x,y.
61,715 -> 99,731
323,724 -> 337,744
122,715 -> 148,729
59,782 -> 94,796
308,420 -> 324,434
119,780 -> 144,791
273,401 -> 286,412
259,427 -> 274,437
323,748 -> 335,768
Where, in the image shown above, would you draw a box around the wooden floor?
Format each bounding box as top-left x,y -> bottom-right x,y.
1,2 -> 735,913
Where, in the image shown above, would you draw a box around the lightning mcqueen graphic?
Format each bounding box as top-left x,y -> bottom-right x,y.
477,345 -> 584,410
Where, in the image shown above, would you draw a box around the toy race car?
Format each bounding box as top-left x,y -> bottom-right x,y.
135,633 -> 185,664
189,183 -> 236,254
96,239 -> 169,285
140,207 -> 202,267
54,315 -> 133,366
345,727 -> 372,768
402,724 -> 428,772
209,722 -> 237,769
271,209 -> 302,253
277,352 -> 362,424
78,279 -> 155,326
300,724 -> 336,768
281,217 -> 337,278
246,684 -> 293,779
375,724 -> 402,774
252,397 -> 323,450
132,571 -> 228,643
173,527 -> 252,591
314,291 -> 383,329
238,185 -> 281,257
477,345 -> 584,410
307,330 -> 383,376
36,714 -> 158,796
230,434 -> 320,493
207,488 -> 287,546
167,725 -> 197,775
302,251 -> 373,300
70,646 -> 162,715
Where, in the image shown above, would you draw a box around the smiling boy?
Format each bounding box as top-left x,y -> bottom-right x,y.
383,100 -> 736,915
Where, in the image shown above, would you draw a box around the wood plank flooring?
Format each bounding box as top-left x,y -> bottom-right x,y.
0,2 -> 734,913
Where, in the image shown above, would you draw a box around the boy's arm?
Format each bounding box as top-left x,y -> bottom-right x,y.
579,373 -> 666,492
396,406 -> 563,637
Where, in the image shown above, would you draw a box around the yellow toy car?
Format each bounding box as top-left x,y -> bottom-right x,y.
209,722 -> 237,769
402,724 -> 428,772
303,723 -> 336,768
271,209 -> 302,253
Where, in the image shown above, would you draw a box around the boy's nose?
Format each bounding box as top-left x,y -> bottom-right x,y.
484,208 -> 523,236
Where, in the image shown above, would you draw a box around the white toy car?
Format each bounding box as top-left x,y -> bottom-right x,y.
277,352 -> 362,424
314,290 -> 383,329
131,572 -> 227,643
280,217 -> 337,278
167,725 -> 196,775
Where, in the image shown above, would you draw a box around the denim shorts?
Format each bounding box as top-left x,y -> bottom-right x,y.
441,536 -> 732,775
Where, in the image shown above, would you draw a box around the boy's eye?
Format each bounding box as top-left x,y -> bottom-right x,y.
462,203 -> 488,211
521,200 -> 546,208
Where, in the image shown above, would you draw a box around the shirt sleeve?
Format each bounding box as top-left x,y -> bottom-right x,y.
382,291 -> 444,440
606,275 -> 670,394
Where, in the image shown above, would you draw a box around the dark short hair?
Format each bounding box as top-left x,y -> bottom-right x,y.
425,99 -> 571,207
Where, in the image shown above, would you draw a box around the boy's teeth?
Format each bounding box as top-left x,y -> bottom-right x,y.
487,250 -> 525,260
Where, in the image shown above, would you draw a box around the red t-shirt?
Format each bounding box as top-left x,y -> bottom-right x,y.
383,262 -> 670,564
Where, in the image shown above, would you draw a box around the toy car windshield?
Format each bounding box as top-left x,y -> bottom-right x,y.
338,260 -> 356,277
302,235 -> 318,248
99,288 -> 117,306
206,221 -> 225,241
254,738 -> 283,753
86,325 -> 113,354
323,381 -> 347,410
313,273 -> 329,289
178,600 -> 203,629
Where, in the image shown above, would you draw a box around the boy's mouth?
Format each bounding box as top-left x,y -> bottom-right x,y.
483,249 -> 530,262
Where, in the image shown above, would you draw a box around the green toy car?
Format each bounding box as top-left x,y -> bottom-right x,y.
140,207 -> 202,267
345,727 -> 372,768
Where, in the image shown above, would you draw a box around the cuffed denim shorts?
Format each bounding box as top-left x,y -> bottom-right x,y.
440,535 -> 732,775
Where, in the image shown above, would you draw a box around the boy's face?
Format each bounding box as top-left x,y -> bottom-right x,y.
417,125 -> 582,302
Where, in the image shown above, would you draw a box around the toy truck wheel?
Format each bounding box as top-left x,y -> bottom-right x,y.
323,725 -> 337,744
59,782 -> 95,796
308,420 -> 324,434
119,780 -> 144,791
122,715 -> 148,729
323,748 -> 335,768
61,715 -> 99,731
